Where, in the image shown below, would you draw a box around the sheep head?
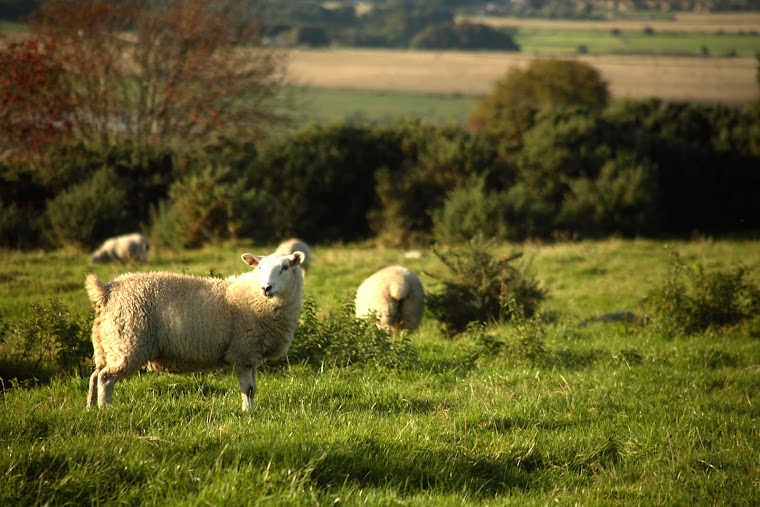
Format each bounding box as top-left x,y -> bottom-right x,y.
242,251 -> 305,300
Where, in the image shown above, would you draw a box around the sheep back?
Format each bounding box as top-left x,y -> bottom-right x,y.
90,233 -> 150,264
86,269 -> 299,375
355,266 -> 425,333
276,238 -> 311,272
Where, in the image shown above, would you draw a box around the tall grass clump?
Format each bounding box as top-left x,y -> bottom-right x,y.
283,296 -> 418,369
641,250 -> 760,336
426,237 -> 547,337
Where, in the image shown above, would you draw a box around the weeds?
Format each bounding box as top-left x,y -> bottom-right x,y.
279,295 -> 418,370
0,298 -> 93,383
641,250 -> 759,336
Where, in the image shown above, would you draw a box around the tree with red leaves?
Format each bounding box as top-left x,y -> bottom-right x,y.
1,0 -> 288,161
0,36 -> 74,164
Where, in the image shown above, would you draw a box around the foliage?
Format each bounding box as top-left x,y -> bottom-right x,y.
512,107 -> 662,238
251,122 -> 405,242
350,0 -> 454,48
370,122 -> 511,246
0,36 -> 74,164
44,167 -> 127,250
3,97 -> 760,249
0,298 -> 93,381
411,22 -> 520,50
427,237 -> 547,336
431,175 -> 513,244
290,25 -> 330,47
280,296 -> 418,369
20,0 -> 288,150
150,165 -> 282,249
641,250 -> 760,336
469,58 -> 609,151
0,199 -> 29,249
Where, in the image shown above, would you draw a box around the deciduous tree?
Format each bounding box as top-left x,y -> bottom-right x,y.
20,0 -> 288,150
468,58 -> 609,152
0,36 -> 74,163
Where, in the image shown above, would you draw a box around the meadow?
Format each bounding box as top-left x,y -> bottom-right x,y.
464,12 -> 760,35
1,238 -> 759,504
291,87 -> 478,124
289,11 -> 760,115
289,49 -> 758,108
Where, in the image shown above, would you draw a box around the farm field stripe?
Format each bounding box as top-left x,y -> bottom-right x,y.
289,49 -> 758,104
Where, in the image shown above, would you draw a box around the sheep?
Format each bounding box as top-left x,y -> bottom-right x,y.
90,233 -> 150,264
276,238 -> 312,278
355,266 -> 425,334
84,250 -> 305,411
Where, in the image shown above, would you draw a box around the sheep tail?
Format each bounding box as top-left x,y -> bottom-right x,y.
388,279 -> 410,302
85,274 -> 108,309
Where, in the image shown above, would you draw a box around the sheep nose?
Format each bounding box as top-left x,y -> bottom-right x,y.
261,285 -> 273,297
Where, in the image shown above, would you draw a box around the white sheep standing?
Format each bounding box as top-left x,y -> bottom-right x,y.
276,238 -> 311,278
84,250 -> 305,411
355,266 -> 425,334
90,233 -> 151,264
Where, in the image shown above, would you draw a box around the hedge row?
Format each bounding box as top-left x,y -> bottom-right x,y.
2,99 -> 759,250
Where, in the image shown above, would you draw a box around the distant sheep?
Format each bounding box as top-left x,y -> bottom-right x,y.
84,250 -> 305,411
355,266 -> 425,334
90,233 -> 150,264
276,238 -> 311,277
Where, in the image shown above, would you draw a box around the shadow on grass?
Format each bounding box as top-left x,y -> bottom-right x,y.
242,437 -> 532,498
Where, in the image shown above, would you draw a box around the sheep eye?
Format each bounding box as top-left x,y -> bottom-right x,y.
281,265 -> 289,272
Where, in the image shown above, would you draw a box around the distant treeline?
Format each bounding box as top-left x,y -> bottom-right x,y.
2,99 -> 759,250
6,1 -> 760,49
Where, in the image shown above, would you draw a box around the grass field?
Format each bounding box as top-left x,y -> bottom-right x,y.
289,49 -> 758,106
513,27 -> 760,57
1,239 -> 759,504
463,12 -> 760,34
292,87 -> 478,124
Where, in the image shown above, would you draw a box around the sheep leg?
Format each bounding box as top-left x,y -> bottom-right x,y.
235,364 -> 255,412
96,364 -> 130,407
87,367 -> 100,409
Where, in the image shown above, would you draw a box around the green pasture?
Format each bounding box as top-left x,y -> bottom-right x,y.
293,87 -> 479,124
514,27 -> 760,56
1,238 -> 759,504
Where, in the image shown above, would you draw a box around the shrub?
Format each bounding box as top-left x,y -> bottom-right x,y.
641,250 -> 760,336
0,200 -> 27,249
44,167 -> 128,250
150,164 -> 283,249
432,176 -> 512,244
371,124 -> 511,247
426,237 -> 547,337
282,296 -> 418,369
251,122 -> 402,243
0,298 -> 94,381
558,153 -> 660,237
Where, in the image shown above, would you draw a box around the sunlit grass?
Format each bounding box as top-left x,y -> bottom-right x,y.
1,239 -> 759,504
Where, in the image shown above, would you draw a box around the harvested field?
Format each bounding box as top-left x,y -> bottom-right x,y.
290,49 -> 758,104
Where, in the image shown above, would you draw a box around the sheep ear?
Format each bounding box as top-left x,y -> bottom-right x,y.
241,253 -> 261,267
289,251 -> 305,267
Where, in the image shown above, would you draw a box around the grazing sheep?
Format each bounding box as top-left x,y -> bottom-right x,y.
276,238 -> 312,278
85,251 -> 305,411
355,266 -> 425,334
90,233 -> 150,264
